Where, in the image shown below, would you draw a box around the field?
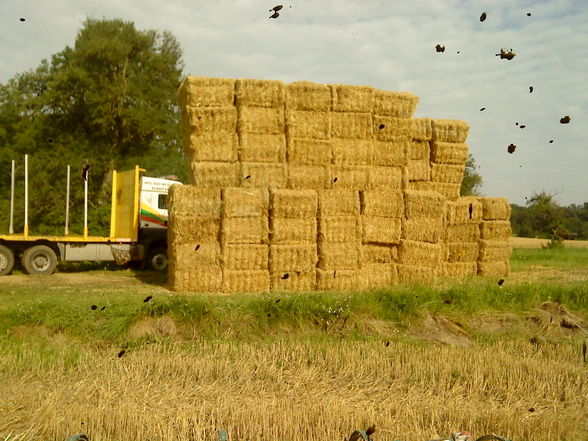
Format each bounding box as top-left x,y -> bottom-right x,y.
1,247 -> 587,441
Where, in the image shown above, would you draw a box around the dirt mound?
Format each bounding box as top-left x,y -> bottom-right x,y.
127,316 -> 177,339
413,314 -> 472,347
525,301 -> 586,336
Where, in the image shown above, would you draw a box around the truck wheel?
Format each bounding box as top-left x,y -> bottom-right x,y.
0,245 -> 15,276
22,245 -> 58,275
147,247 -> 168,271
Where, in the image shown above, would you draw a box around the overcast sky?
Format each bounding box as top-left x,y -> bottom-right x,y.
1,0 -> 586,205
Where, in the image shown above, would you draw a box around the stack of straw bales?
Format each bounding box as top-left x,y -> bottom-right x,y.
170,76 -> 512,293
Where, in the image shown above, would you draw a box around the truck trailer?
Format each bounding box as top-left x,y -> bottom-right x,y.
0,155 -> 182,276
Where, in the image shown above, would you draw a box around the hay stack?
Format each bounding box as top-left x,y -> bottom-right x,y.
476,197 -> 512,277
443,197 -> 482,277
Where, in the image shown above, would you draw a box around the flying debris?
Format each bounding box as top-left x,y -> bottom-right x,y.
333,177 -> 338,183
444,299 -> 453,305
435,44 -> 445,53
143,295 -> 153,303
496,49 -> 516,60
378,124 -> 385,129
529,86 -> 534,93
529,407 -> 535,412
195,244 -> 201,251
275,298 -> 281,303
81,160 -> 90,181
90,305 -> 97,310
281,273 -> 289,280
507,144 -> 516,154
269,11 -> 280,19
385,341 -> 390,347
480,108 -> 486,111
100,306 -> 106,311
244,175 -> 251,180
457,51 -> 460,54
47,138 -> 54,144
515,122 -> 519,126
520,125 -> 526,129
560,116 -> 571,124
549,140 -> 554,143
19,18 -> 25,22
498,279 -> 505,286
527,12 -> 532,16
270,5 -> 283,12
480,12 -> 487,22
117,350 -> 126,358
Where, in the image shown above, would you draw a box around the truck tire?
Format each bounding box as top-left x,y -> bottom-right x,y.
0,244 -> 15,276
21,245 -> 58,275
147,246 -> 168,271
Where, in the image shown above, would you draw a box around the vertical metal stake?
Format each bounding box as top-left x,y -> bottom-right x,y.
65,165 -> 70,236
24,154 -> 28,237
9,160 -> 15,234
84,167 -> 88,239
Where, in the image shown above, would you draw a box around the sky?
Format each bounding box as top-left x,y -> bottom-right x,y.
1,0 -> 587,206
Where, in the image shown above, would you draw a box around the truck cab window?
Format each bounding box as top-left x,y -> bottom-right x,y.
158,194 -> 167,210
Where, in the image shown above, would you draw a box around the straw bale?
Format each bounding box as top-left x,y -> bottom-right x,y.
361,191 -> 404,217
478,260 -> 510,277
410,119 -> 433,141
238,106 -> 285,135
408,140 -> 430,160
447,224 -> 481,242
269,244 -> 318,272
330,84 -> 375,112
396,264 -> 437,284
317,269 -> 364,291
270,270 -> 317,292
318,242 -> 361,270
167,185 -> 222,218
168,263 -> 223,293
478,240 -> 513,261
169,216 -> 221,242
431,142 -> 469,165
402,217 -> 444,243
373,139 -> 409,167
318,190 -> 360,216
404,190 -> 446,219
287,138 -> 332,165
431,183 -> 461,202
431,119 -> 470,143
270,217 -> 317,244
178,76 -> 235,108
187,107 -> 237,135
374,116 -> 411,140
288,165 -> 332,190
270,189 -> 318,218
446,197 -> 483,225
285,81 -> 331,111
398,240 -> 442,267
286,110 -> 331,140
478,197 -> 511,220
240,162 -> 287,188
447,242 -> 479,263
235,78 -> 284,108
223,244 -> 269,270
407,158 -> 430,181
331,112 -> 373,139
192,162 -> 240,187
362,263 -> 398,288
374,90 -> 419,118
331,165 -> 369,190
362,216 -> 402,244
480,220 -> 512,240
362,244 -> 397,264
185,133 -> 238,162
169,240 -> 221,266
367,166 -> 404,190
222,216 -> 269,244
318,216 -> 361,243
239,133 -> 286,163
431,163 -> 466,184
332,139 -> 374,165
223,188 -> 269,218
223,270 -> 270,293
445,262 -> 478,277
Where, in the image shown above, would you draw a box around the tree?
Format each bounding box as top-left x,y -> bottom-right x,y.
460,154 -> 483,196
526,191 -> 566,239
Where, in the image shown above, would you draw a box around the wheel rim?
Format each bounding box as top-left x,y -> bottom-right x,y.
31,253 -> 50,272
0,254 -> 7,271
151,254 -> 167,271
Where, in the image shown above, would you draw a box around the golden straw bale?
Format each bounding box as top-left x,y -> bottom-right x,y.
331,165 -> 369,190
374,116 -> 412,140
223,244 -> 269,270
168,263 -> 223,293
361,190 -> 404,217
373,139 -> 409,167
362,244 -> 397,264
332,139 -> 374,165
288,164 -> 332,190
480,220 -> 513,240
318,216 -> 361,243
410,118 -> 433,141
402,217 -> 444,243
287,138 -> 332,165
185,133 -> 238,162
367,166 -> 404,190
447,224 -> 481,242
223,270 -> 270,293
431,163 -> 466,184
317,269 -> 364,291
286,110 -> 331,140
445,262 -> 478,277
235,78 -> 284,108
169,240 -> 221,266
478,240 -> 513,261
240,162 -> 287,188
396,264 -> 437,284
430,142 -> 469,165
398,240 -> 442,267
331,112 -> 373,139
318,242 -> 361,270
446,197 -> 483,225
478,197 -> 512,220
431,119 -> 470,143
167,185 -> 222,218
477,260 -> 510,277
285,81 -> 331,111
169,216 -> 220,242
270,217 -> 317,244
362,216 -> 402,244
187,107 -> 238,135
270,270 -> 317,292
192,162 -> 240,187
222,216 -> 269,244
318,190 -> 360,216
407,158 -> 430,181
447,242 -> 479,263
374,90 -> 419,118
270,189 -> 318,218
430,182 -> 461,201
408,140 -> 430,160
404,190 -> 446,219
330,84 -> 375,112
362,263 -> 398,288
269,244 -> 318,272
178,76 -> 235,108
238,106 -> 285,135
223,188 -> 269,218
239,133 -> 286,163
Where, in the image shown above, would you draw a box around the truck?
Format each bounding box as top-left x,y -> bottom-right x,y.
0,155 -> 182,276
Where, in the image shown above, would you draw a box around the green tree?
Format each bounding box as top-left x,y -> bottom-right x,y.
526,191 -> 566,239
460,154 -> 483,196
